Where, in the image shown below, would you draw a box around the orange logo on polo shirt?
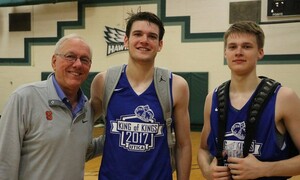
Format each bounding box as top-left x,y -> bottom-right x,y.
45,111 -> 53,120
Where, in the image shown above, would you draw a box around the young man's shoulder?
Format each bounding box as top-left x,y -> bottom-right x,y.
91,71 -> 106,90
94,71 -> 106,80
276,86 -> 299,104
172,73 -> 188,86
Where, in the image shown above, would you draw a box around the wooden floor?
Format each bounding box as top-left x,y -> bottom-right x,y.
84,127 -> 300,180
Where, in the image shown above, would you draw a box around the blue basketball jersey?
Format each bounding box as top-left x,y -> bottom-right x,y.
99,68 -> 172,180
208,84 -> 296,180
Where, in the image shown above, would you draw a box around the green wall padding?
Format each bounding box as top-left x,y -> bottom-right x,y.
175,72 -> 208,131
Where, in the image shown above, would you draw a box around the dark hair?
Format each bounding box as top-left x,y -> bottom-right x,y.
125,11 -> 165,41
224,21 -> 265,49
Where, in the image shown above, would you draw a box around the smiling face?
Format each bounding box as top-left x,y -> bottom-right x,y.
224,32 -> 264,76
51,37 -> 91,92
124,20 -> 163,64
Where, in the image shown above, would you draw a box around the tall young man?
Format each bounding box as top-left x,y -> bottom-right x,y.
90,11 -> 192,180
198,21 -> 300,179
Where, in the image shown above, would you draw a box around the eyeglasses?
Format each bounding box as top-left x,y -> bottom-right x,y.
56,53 -> 91,65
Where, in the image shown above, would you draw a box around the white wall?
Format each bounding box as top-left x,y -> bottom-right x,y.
0,0 -> 300,112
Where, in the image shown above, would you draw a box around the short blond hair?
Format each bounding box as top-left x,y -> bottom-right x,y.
224,21 -> 265,49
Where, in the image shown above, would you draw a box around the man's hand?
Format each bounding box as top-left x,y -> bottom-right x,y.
227,154 -> 263,179
206,157 -> 232,180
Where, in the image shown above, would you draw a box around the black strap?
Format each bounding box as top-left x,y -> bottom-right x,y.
216,80 -> 230,166
243,76 -> 280,157
216,77 -> 280,165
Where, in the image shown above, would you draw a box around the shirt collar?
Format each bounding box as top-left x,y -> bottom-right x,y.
52,74 -> 67,101
51,74 -> 86,116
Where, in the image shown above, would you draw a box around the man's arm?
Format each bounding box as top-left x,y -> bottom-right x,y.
90,71 -> 106,121
172,74 -> 192,180
272,87 -> 300,176
198,92 -> 213,179
0,94 -> 23,179
86,135 -> 105,161
260,86 -> 300,177
86,71 -> 106,160
198,92 -> 231,179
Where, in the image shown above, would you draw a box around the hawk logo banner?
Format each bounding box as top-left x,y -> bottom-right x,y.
104,26 -> 128,56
